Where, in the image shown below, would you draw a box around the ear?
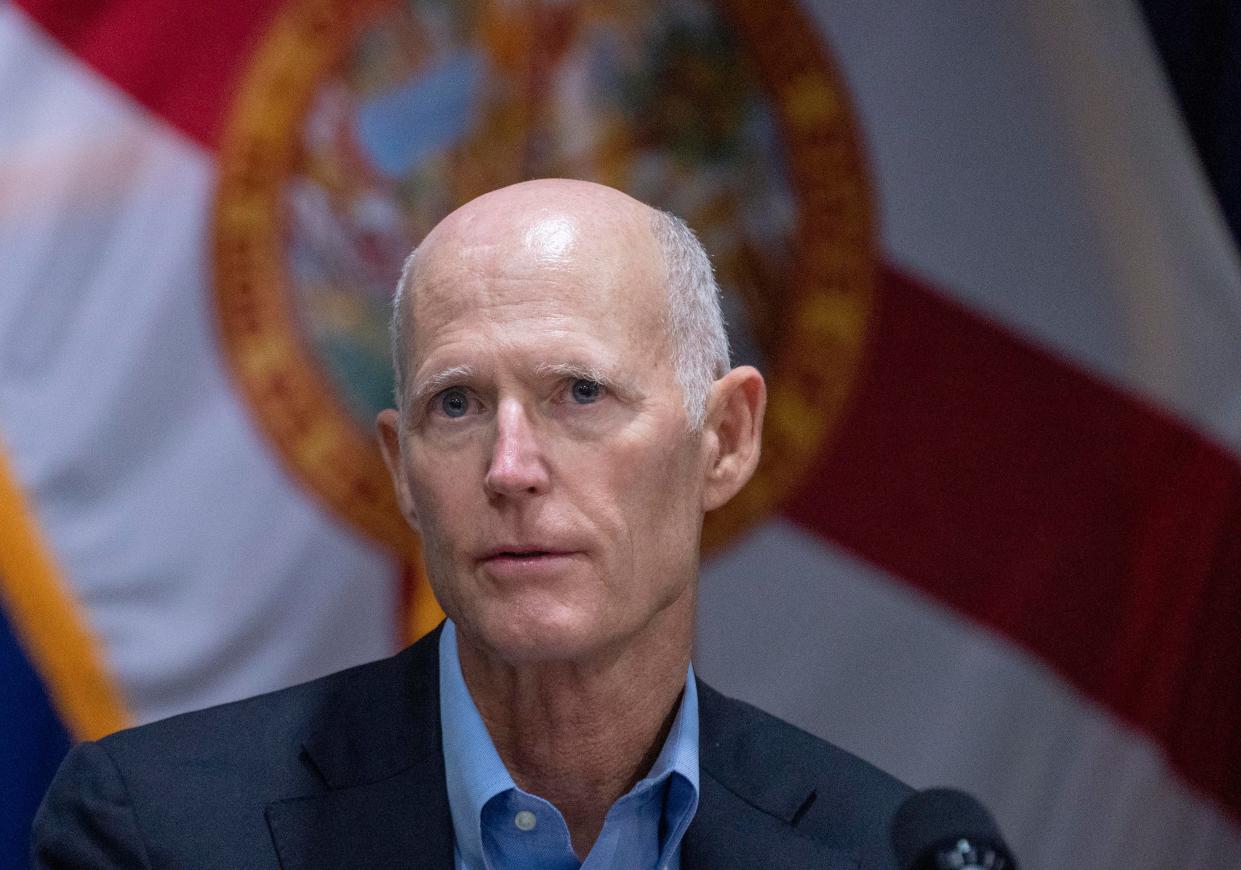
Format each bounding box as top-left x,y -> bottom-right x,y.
376,407 -> 421,531
700,365 -> 766,512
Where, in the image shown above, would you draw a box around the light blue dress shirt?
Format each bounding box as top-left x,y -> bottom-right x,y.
439,620 -> 700,870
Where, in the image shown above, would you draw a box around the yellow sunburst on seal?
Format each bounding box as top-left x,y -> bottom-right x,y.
213,0 -> 875,640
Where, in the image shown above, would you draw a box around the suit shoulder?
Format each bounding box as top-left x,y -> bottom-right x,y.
98,640 -> 432,784
697,680 -> 912,852
35,634 -> 442,870
33,662 -> 398,870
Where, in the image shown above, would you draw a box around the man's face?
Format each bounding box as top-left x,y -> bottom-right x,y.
383,201 -> 709,664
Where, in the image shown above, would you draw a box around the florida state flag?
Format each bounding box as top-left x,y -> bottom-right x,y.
1,1 -> 1238,867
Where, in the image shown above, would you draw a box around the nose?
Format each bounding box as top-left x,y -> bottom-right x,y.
484,400 -> 549,498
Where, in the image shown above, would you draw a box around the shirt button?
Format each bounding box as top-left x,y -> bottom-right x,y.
514,810 -> 537,832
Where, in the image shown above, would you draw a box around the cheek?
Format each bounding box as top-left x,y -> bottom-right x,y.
590,437 -> 703,555
406,457 -> 474,557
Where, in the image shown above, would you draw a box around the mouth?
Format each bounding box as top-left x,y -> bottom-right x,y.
479,547 -> 580,577
483,548 -> 573,561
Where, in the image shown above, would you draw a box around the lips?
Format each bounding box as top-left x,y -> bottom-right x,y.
479,546 -> 580,578
483,547 -> 573,560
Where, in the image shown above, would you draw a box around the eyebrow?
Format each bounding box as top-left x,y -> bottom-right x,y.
534,361 -> 616,385
536,361 -> 637,401
408,364 -> 474,408
407,360 -> 636,410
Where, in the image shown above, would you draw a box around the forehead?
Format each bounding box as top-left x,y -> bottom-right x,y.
408,210 -> 670,372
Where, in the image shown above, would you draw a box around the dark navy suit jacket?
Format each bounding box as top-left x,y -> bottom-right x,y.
33,628 -> 910,869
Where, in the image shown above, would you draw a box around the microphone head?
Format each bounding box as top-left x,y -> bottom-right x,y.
890,788 -> 1017,870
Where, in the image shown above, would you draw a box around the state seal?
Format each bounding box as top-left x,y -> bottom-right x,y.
213,0 -> 875,639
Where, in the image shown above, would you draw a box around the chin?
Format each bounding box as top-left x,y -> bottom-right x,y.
461,602 -> 620,666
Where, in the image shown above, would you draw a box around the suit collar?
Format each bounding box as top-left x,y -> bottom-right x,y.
682,772 -> 858,870
299,626 -> 443,790
684,679 -> 859,870
695,678 -> 821,822
265,627 -> 454,869
265,754 -> 453,870
263,634 -> 862,870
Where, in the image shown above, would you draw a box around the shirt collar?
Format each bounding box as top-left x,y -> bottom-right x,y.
438,619 -> 699,868
440,620 -> 518,870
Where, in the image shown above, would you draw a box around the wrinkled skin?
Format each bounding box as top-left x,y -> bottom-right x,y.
379,180 -> 762,668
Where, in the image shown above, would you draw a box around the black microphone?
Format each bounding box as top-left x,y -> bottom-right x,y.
890,788 -> 1018,870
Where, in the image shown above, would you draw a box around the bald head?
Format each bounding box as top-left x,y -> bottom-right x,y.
389,179 -> 729,428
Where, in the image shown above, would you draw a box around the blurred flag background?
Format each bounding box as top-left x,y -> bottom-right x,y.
1,1 -> 1239,868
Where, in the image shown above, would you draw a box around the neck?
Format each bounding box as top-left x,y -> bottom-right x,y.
456,591 -> 695,858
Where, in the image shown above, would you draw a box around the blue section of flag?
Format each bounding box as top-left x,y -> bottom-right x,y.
355,51 -> 484,178
0,601 -> 71,870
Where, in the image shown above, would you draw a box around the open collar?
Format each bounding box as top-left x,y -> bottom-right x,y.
261,628 -> 864,870
439,619 -> 701,869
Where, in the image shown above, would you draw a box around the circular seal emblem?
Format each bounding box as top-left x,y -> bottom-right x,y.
213,0 -> 874,636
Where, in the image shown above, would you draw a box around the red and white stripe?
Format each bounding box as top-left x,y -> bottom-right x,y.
0,2 -> 400,725
701,2 -> 1241,868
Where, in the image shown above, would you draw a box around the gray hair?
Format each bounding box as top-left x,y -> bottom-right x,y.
648,209 -> 731,428
389,209 -> 730,430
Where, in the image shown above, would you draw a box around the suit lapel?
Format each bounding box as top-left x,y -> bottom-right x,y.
682,772 -> 858,870
265,628 -> 454,870
265,753 -> 453,870
260,638 -> 872,869
684,679 -> 859,870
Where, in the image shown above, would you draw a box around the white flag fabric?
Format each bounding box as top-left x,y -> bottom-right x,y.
700,2 -> 1241,868
0,1 -> 401,726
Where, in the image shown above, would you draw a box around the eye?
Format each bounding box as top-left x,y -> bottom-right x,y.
437,387 -> 471,418
569,378 -> 603,404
